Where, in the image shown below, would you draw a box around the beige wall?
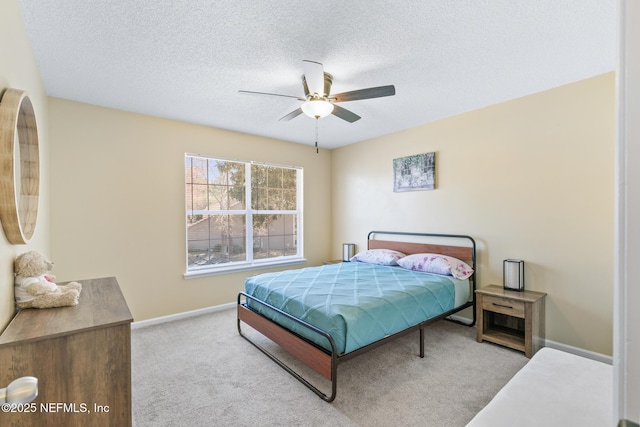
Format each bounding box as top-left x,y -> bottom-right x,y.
8,0 -> 611,354
331,72 -> 615,355
49,74 -> 614,354
0,0 -> 51,331
48,99 -> 332,321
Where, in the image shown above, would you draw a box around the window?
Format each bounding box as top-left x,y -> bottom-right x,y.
185,154 -> 303,276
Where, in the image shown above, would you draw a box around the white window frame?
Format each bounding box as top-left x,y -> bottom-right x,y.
184,154 -> 305,278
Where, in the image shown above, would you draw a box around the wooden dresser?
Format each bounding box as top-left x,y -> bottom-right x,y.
0,277 -> 133,427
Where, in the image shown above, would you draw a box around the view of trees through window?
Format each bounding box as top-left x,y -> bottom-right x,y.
185,155 -> 300,271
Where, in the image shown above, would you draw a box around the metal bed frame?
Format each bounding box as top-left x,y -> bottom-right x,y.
237,231 -> 476,402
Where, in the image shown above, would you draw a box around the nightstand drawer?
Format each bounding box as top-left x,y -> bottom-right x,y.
482,295 -> 525,318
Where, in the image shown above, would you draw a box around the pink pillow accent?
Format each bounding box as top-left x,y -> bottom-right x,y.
396,253 -> 474,279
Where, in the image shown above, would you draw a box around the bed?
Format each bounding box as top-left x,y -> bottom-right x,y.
237,231 -> 477,402
466,347 -> 612,426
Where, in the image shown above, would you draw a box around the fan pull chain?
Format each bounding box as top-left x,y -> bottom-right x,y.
315,118 -> 319,154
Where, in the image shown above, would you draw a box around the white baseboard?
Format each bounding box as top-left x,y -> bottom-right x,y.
131,302 -> 235,330
544,339 -> 612,365
447,314 -> 473,325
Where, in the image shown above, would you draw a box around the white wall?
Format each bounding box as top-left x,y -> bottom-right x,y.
614,0 -> 640,422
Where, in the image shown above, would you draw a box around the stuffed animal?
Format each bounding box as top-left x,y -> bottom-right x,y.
14,251 -> 82,309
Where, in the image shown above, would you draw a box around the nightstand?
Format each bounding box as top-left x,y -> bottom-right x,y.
476,285 -> 546,358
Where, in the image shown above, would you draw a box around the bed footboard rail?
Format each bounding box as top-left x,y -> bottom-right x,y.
237,292 -> 339,402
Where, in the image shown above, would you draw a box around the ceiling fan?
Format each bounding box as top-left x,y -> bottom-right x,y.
239,60 -> 396,123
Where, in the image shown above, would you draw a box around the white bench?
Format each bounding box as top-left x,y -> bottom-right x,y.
466,347 -> 612,426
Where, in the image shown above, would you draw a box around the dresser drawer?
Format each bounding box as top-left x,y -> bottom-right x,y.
482,295 -> 525,318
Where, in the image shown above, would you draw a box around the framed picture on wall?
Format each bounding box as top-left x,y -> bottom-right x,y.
393,152 -> 436,192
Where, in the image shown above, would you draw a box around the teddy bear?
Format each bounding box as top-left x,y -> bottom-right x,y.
14,251 -> 82,309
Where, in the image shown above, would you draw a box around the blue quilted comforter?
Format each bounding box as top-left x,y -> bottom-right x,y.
244,262 -> 457,354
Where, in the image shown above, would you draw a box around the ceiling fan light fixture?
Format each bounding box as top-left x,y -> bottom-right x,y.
301,99 -> 334,119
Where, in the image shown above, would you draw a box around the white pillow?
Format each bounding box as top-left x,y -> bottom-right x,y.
350,249 -> 406,266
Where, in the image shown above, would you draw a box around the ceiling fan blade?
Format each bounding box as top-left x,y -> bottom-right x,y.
238,90 -> 304,101
302,60 -> 325,96
331,104 -> 361,123
279,108 -> 304,121
331,85 -> 396,102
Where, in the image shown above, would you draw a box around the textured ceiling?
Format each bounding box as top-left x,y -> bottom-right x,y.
17,0 -> 616,149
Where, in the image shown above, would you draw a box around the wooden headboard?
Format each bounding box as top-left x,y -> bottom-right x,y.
368,239 -> 473,261
367,231 -> 476,269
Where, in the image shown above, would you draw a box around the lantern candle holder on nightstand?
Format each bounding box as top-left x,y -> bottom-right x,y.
323,243 -> 356,265
342,243 -> 355,262
503,259 -> 525,291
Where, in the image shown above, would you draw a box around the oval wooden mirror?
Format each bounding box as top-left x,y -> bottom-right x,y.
0,89 -> 40,244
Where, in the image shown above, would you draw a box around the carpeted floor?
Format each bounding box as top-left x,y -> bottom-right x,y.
131,308 -> 527,427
